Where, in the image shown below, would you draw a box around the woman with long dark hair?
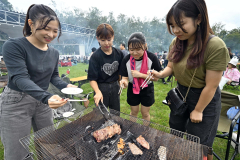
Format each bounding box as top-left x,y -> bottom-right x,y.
150,0 -> 229,159
1,4 -> 76,159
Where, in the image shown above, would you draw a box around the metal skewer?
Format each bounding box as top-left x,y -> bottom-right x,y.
140,71 -> 153,89
118,83 -> 124,96
49,99 -> 87,102
140,73 -> 151,88
67,99 -> 88,102
142,74 -> 153,89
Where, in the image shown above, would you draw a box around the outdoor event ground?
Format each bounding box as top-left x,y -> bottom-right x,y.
0,63 -> 239,160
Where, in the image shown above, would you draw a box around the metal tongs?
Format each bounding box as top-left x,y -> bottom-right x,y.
98,101 -> 115,125
49,99 -> 87,102
140,71 -> 153,89
118,83 -> 124,96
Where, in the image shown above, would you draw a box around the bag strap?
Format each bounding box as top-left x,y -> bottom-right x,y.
176,68 -> 197,102
175,34 -> 215,102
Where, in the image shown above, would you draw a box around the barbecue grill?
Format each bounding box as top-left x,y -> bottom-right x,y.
20,106 -> 207,160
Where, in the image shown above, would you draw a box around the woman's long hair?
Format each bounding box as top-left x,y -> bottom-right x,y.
166,0 -> 214,69
23,4 -> 62,40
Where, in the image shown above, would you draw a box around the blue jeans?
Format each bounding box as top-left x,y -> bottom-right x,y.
0,86 -> 53,160
169,83 -> 221,147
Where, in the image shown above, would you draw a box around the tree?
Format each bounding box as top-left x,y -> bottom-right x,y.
223,28 -> 240,52
73,8 -> 88,27
38,3 -> 177,53
218,29 -> 228,39
115,14 -> 128,45
211,22 -> 226,38
85,7 -> 103,29
0,0 -> 13,11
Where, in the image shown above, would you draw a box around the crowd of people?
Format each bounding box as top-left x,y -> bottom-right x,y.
88,1 -> 230,160
0,0 -> 236,160
59,55 -> 89,66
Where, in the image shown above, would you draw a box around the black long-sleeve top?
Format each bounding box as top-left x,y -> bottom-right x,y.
2,37 -> 68,104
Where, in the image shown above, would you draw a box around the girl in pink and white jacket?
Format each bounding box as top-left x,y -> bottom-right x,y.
219,57 -> 240,90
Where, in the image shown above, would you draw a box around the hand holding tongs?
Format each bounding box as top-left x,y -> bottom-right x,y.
118,83 -> 124,96
140,70 -> 154,89
98,101 -> 112,121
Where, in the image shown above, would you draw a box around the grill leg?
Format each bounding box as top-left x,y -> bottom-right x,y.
213,151 -> 222,160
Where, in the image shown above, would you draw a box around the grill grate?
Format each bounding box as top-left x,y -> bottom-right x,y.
20,106 -> 203,160
101,131 -> 154,160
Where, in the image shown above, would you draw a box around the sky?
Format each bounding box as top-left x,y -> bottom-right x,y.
7,0 -> 240,31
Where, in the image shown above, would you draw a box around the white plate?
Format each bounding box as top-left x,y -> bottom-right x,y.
62,112 -> 74,118
61,87 -> 83,94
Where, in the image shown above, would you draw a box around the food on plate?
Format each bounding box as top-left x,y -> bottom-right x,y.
117,138 -> 125,155
93,124 -> 121,142
128,142 -> 143,155
158,146 -> 166,160
136,135 -> 150,149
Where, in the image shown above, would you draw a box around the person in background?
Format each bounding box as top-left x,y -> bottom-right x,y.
149,0 -> 229,159
219,57 -> 240,90
228,47 -> 233,59
160,51 -> 172,84
158,55 -> 168,84
83,56 -> 87,64
0,57 -> 7,73
157,52 -> 161,59
159,55 -> 163,66
164,51 -> 173,82
66,57 -> 72,66
119,32 -> 162,122
1,4 -> 77,160
88,47 -> 96,63
162,51 -> 168,68
88,23 -> 124,111
86,56 -> 89,64
120,43 -> 128,57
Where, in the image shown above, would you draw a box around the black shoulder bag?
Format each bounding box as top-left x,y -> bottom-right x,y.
166,69 -> 196,116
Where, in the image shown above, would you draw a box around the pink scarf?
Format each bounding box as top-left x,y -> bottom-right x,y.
130,50 -> 148,94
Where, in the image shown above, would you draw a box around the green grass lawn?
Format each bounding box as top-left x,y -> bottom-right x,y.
0,62 -> 240,160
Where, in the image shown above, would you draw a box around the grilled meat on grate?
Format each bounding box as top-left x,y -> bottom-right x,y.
136,135 -> 150,149
93,124 -> 121,142
128,142 -> 143,155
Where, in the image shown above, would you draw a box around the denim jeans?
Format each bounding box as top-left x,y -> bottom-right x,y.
97,81 -> 120,112
0,86 -> 53,160
169,83 -> 221,147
